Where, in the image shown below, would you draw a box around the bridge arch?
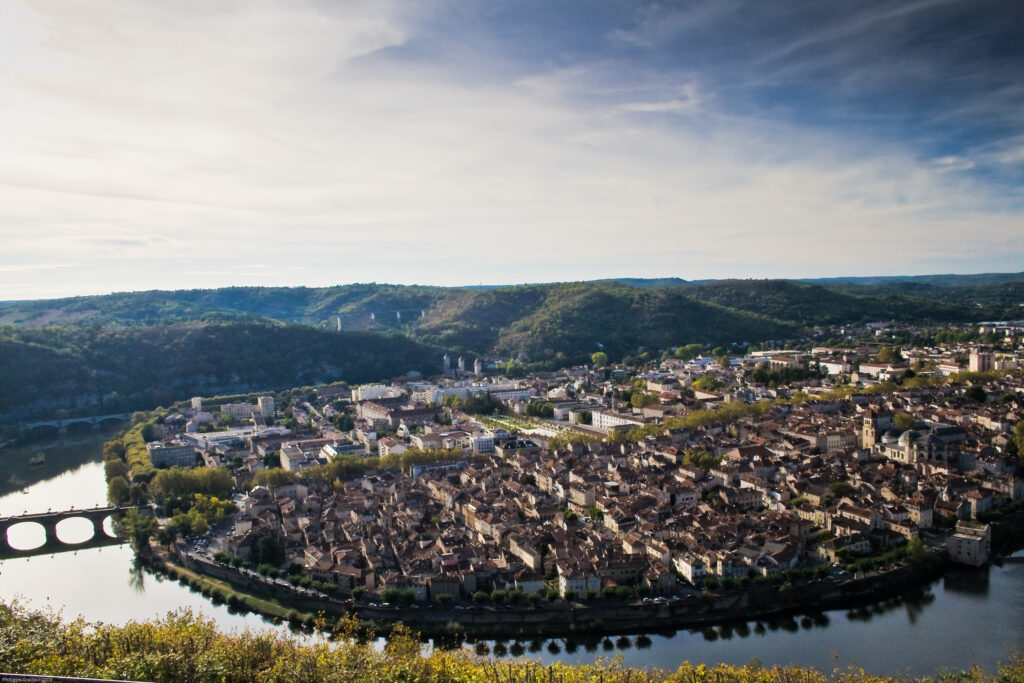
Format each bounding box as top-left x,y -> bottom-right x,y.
96,414 -> 129,426
55,516 -> 101,544
63,421 -> 94,437
0,506 -> 135,559
24,423 -> 60,437
4,521 -> 47,551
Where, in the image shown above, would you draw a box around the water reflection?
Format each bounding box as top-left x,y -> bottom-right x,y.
128,556 -> 147,593
55,517 -> 96,544
943,569 -> 990,596
0,433 -> 116,500
5,440 -> 1024,677
5,521 -> 46,550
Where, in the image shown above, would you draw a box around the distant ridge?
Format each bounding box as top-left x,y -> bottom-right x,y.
797,272 -> 1024,288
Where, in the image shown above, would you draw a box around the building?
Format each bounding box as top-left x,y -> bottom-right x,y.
352,384 -> 391,402
592,410 -> 645,432
146,441 -> 197,468
220,403 -> 259,420
488,385 -> 537,401
862,410 -> 894,449
257,395 -> 275,418
190,397 -> 203,411
969,350 -> 994,373
947,522 -> 991,566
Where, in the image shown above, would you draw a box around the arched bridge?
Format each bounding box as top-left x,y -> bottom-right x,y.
24,413 -> 132,435
0,505 -> 146,560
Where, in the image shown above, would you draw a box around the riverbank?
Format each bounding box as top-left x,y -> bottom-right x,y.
7,594 -> 1024,683
152,543 -> 948,640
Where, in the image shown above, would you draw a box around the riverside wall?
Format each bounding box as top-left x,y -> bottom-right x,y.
164,547 -> 943,638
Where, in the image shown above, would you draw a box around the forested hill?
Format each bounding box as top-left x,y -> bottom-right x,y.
3,277 -> 1022,333
1,275 -> 1022,420
0,323 -> 437,420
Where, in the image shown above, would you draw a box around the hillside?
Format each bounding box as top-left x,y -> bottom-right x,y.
0,322 -> 438,420
683,280 -> 972,326
2,275 -> 1022,333
1,275 -> 1023,420
487,282 -> 793,362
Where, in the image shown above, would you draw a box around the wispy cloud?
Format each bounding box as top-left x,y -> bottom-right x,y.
0,0 -> 1020,300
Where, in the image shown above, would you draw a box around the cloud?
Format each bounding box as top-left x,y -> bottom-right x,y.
0,0 -> 1021,300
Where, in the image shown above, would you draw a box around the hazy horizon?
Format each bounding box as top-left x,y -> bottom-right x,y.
2,270 -> 1022,304
2,1 -> 1022,300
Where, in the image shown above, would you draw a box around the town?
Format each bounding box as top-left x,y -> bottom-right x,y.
131,323 -> 1024,617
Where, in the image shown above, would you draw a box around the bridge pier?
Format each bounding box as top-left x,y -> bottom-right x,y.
40,518 -> 63,550
0,520 -> 13,555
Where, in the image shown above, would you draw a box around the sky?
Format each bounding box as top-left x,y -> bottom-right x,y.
1,0 -> 1022,300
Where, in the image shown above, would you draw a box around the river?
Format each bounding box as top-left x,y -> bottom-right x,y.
1,438 -> 1022,676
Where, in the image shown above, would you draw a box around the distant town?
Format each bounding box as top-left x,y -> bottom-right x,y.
128,320 -> 1024,622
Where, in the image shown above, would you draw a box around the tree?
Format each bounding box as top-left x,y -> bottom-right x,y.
591,351 -> 609,367
122,509 -> 156,551
253,468 -> 297,488
876,345 -> 898,363
965,385 -> 987,403
107,476 -> 130,505
893,413 -> 916,432
692,376 -> 722,392
630,392 -> 659,408
828,481 -> 855,498
674,344 -> 704,361
1013,422 -> 1024,468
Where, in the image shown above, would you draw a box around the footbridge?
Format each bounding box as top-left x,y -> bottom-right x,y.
24,413 -> 132,436
0,505 -> 146,560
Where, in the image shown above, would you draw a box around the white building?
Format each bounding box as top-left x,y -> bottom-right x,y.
257,395 -> 275,418
220,403 -> 258,419
352,384 -> 393,402
592,410 -> 645,432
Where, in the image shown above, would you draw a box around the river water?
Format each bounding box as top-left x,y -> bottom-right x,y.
1,438 -> 1022,676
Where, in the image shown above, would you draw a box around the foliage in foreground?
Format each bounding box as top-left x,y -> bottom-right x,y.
1,601 -> 1022,683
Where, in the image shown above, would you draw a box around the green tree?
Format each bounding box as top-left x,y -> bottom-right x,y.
893,413 -> 916,432
876,345 -> 898,363
674,344 -> 704,361
692,376 -> 722,392
107,476 -> 130,505
122,509 -> 156,551
590,351 -> 609,367
1013,422 -> 1024,467
630,392 -> 659,408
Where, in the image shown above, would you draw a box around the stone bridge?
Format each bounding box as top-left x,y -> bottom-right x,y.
0,505 -> 145,560
24,413 -> 132,436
